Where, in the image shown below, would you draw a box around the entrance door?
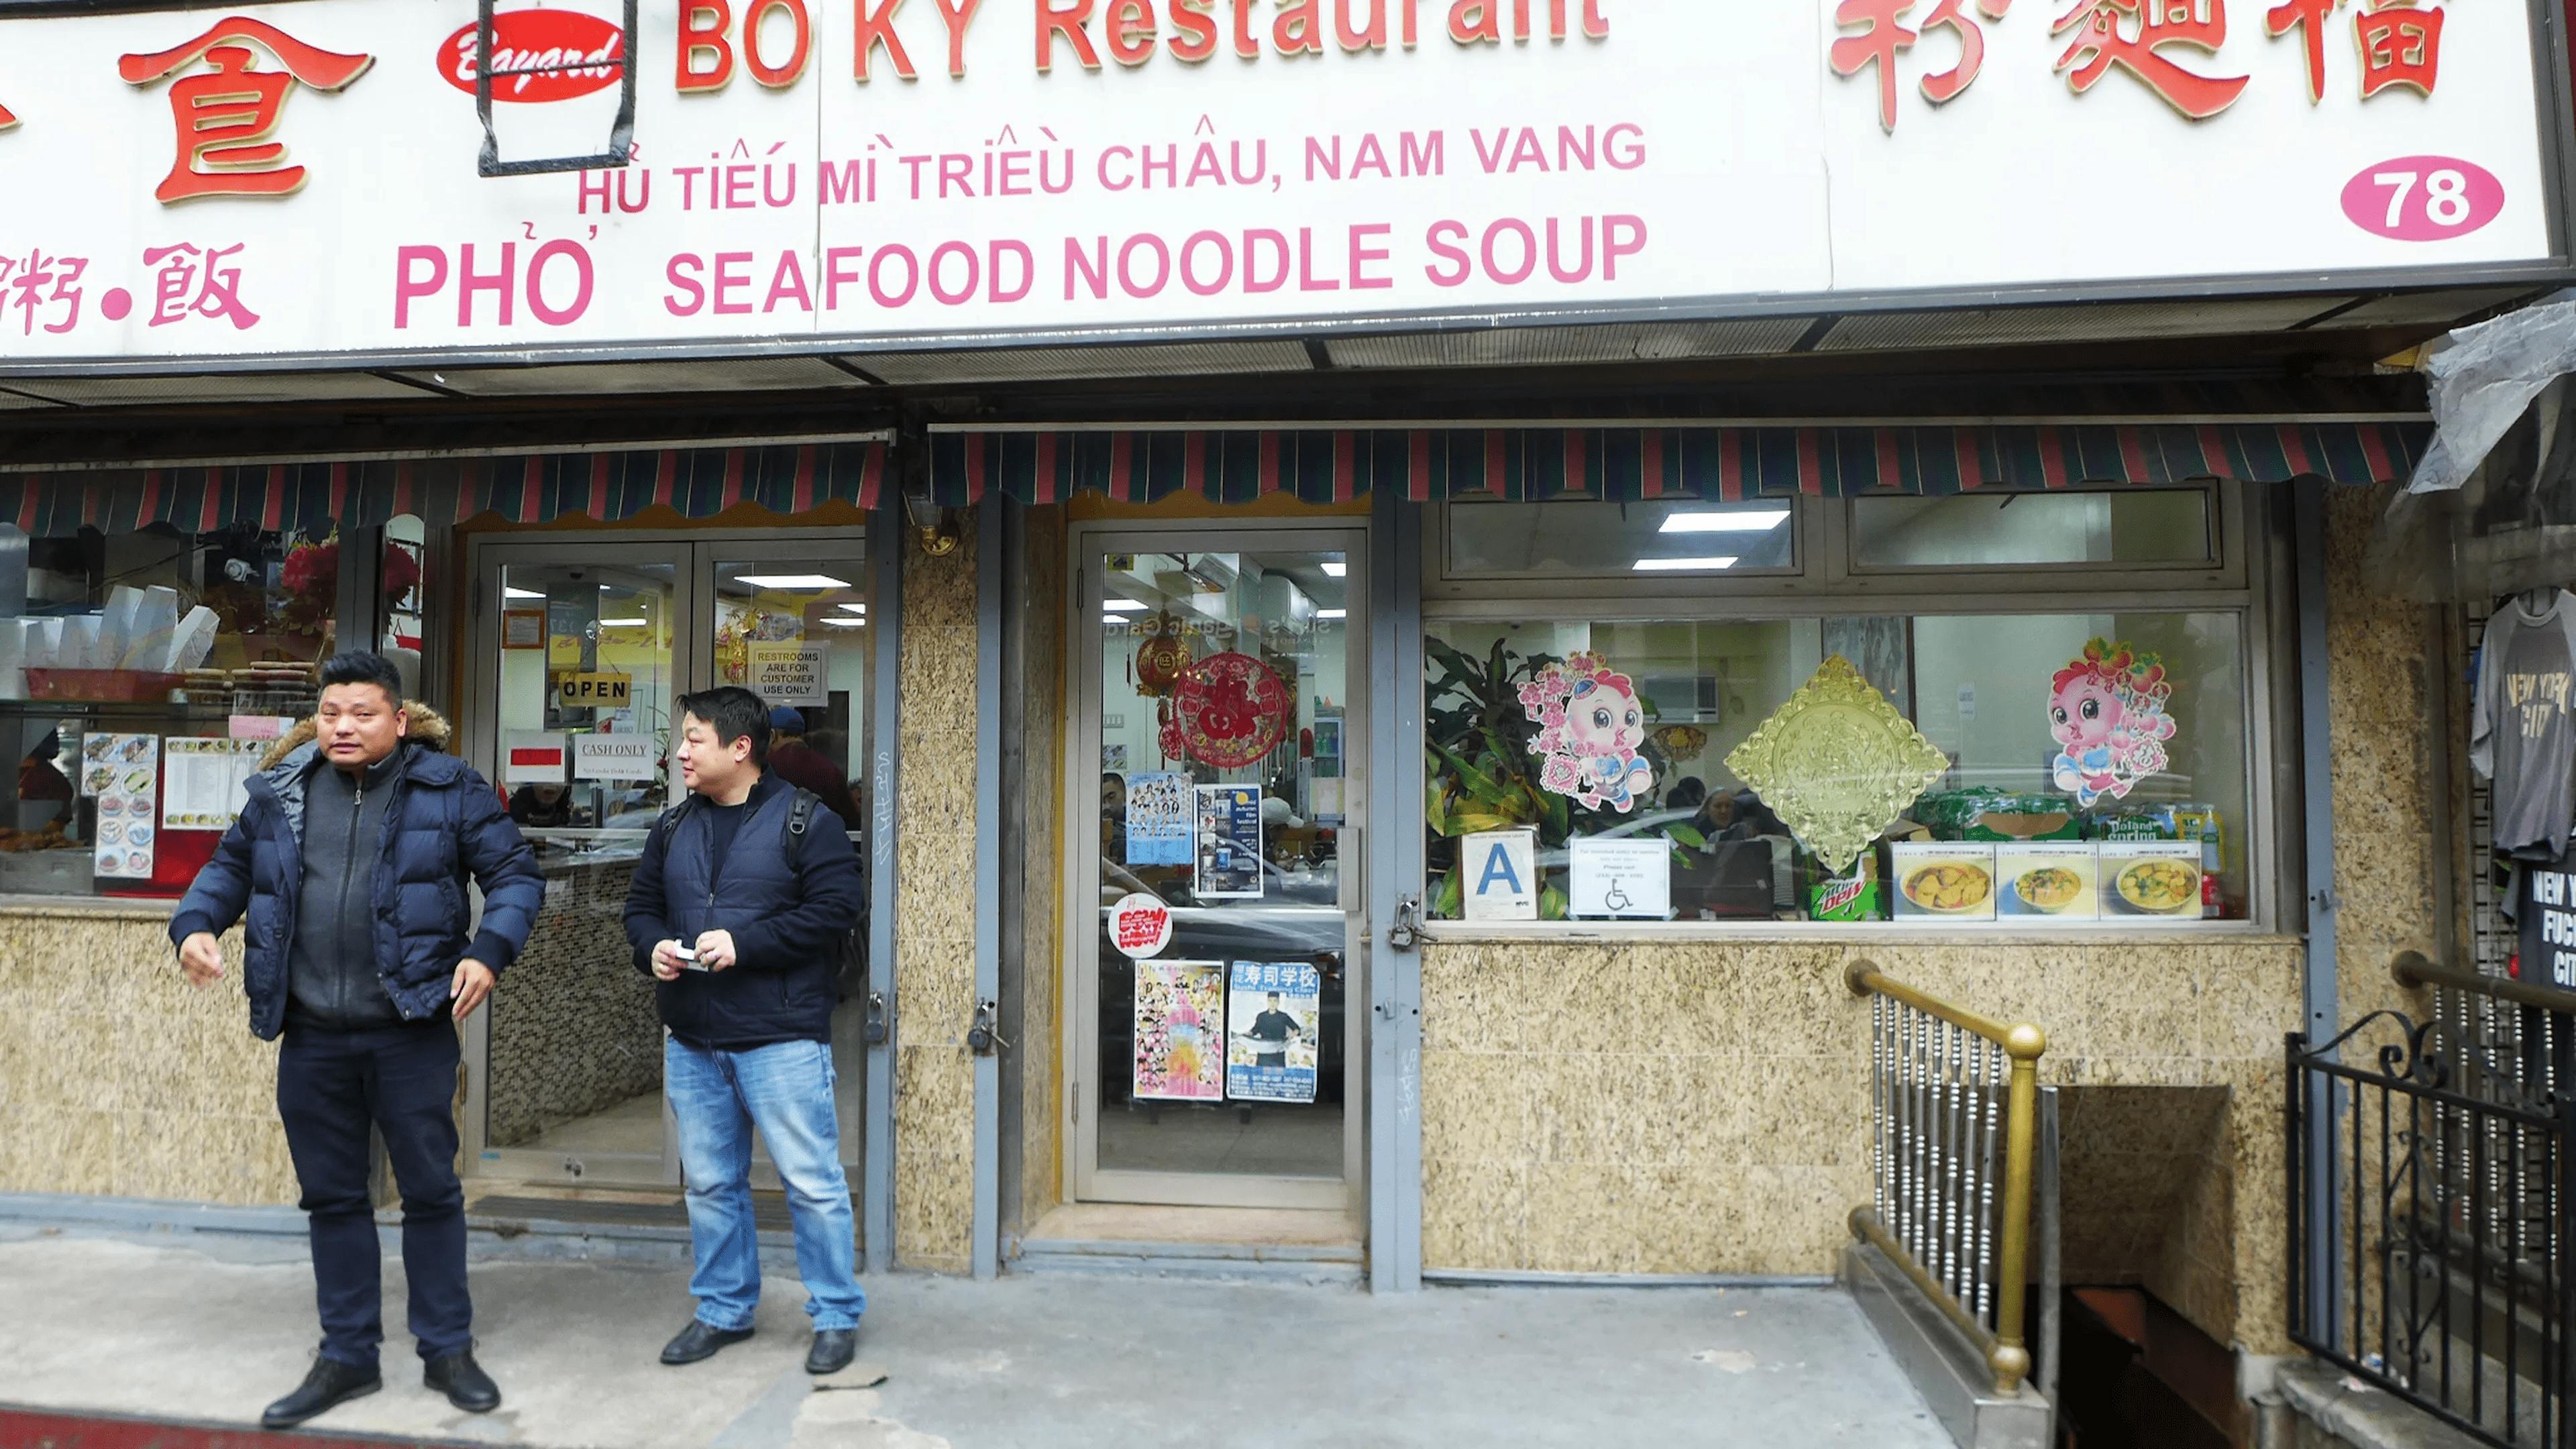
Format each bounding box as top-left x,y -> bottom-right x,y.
1070,527 -> 1366,1212
462,531 -> 871,1191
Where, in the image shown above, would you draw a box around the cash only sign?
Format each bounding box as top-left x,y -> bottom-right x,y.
0,0 -> 2562,366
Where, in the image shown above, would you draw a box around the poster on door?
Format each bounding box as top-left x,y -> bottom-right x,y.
1124,771 -> 1193,867
1226,961 -> 1322,1105
1194,784 -> 1263,900
1133,959 -> 1226,1103
1461,830 -> 1540,922
748,643 -> 829,708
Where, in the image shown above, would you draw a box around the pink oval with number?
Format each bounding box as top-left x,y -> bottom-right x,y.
2341,156 -> 2504,241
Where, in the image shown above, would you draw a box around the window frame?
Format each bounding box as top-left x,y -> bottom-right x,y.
1416,481 -> 2290,937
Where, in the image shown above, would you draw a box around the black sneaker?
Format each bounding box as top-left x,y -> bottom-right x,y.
425,1347 -> 501,1413
806,1328 -> 859,1375
660,1320 -> 755,1366
261,1356 -> 381,1429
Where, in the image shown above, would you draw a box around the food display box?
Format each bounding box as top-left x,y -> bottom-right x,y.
1996,842 -> 2102,922
1888,841 -> 1997,922
2098,841 -> 2206,920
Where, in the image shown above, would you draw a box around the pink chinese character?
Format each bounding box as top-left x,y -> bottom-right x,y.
2053,0 -> 2251,118
144,243 -> 259,329
1831,0 -> 1921,132
2,251 -> 87,336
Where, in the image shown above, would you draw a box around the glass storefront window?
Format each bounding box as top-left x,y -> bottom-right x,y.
1448,499 -> 1796,576
1424,610 -> 2251,926
1,523 -> 366,898
1850,489 -> 2214,569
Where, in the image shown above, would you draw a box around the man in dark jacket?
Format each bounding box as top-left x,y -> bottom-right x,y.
171,651 -> 541,1428
625,686 -> 867,1375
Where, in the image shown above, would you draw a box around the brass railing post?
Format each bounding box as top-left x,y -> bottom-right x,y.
1990,1021 -> 2046,1397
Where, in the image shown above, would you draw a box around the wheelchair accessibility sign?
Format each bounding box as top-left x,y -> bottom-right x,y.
1460,830 -> 1538,922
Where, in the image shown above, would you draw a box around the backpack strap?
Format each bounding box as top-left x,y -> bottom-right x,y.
650,794 -> 701,855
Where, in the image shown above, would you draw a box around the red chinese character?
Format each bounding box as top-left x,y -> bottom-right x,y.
0,98 -> 17,131
0,251 -> 87,336
2357,0 -> 2443,97
144,243 -> 259,329
2265,0 -> 2342,103
118,18 -> 372,205
2053,0 -> 2251,118
1831,0 -> 1920,132
1921,0 -> 2015,103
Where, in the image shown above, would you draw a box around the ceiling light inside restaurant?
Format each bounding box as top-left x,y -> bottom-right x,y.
1320,561 -> 1348,578
598,616 -> 649,627
1317,608 -> 1348,620
1103,598 -> 1148,612
1659,509 -> 1790,533
733,574 -> 850,590
822,616 -> 867,628
839,602 -> 867,614
1632,555 -> 1739,572
503,586 -> 545,601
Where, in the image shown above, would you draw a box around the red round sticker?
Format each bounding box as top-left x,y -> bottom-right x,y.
1108,893 -> 1174,960
1163,652 -> 1291,769
2340,156 -> 2504,241
439,11 -> 627,103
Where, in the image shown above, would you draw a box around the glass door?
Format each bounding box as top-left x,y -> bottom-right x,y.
464,543 -> 694,1187
1072,527 -> 1366,1212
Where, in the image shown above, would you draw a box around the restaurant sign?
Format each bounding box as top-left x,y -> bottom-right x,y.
0,0 -> 2559,366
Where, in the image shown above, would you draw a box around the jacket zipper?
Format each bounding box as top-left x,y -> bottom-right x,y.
339,775 -> 366,1022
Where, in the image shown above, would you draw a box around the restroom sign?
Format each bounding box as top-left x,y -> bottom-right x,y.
748,643 -> 829,708
1461,830 -> 1538,922
554,672 -> 631,707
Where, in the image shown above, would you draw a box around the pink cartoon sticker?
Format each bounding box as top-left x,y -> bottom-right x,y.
1520,651 -> 1654,813
2047,639 -> 2178,809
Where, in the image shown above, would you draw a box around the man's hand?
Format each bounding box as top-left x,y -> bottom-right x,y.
693,929 -> 739,972
177,931 -> 224,987
651,938 -> 687,981
451,959 -> 496,1019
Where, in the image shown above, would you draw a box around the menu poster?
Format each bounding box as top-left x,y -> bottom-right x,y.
162,737 -> 266,830
89,734 -> 160,879
1996,843 -> 2102,922
1124,771 -> 1193,867
1194,784 -> 1264,900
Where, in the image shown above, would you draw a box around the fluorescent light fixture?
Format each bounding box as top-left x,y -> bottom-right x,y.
1317,608 -> 1348,620
1320,561 -> 1348,578
1633,555 -> 1739,572
732,574 -> 850,590
1102,598 -> 1148,612
839,602 -> 868,614
1659,508 -> 1791,533
503,586 -> 545,601
822,616 -> 867,628
598,616 -> 650,627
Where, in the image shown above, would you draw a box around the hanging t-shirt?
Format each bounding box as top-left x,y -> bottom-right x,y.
2473,589 -> 2576,857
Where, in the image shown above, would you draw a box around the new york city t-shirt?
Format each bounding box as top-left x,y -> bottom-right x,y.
2474,589 -> 2576,857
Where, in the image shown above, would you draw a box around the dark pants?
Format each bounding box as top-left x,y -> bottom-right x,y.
276,1023 -> 470,1369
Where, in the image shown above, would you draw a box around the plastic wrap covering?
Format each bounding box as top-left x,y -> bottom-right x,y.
2370,372 -> 2576,601
2410,299 -> 2576,495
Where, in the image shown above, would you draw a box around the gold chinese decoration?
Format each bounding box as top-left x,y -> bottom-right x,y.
1723,655 -> 1949,873
1650,724 -> 1709,759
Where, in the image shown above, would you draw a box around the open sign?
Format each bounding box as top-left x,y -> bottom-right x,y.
555,672 -> 631,707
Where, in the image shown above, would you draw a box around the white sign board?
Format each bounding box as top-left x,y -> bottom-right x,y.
0,0 -> 2556,367
1460,828 -> 1538,922
573,732 -> 659,781
1568,837 -> 1669,920
747,642 -> 828,708
504,730 -> 569,784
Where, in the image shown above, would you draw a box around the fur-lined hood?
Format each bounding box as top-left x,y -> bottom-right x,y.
255,700 -> 454,772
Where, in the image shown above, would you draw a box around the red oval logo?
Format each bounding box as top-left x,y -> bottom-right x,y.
439,11 -> 625,103
2340,156 -> 2504,241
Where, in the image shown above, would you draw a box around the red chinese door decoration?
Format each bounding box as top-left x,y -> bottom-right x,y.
2052,0 -> 2249,118
119,17 -> 373,205
1162,653 -> 1292,770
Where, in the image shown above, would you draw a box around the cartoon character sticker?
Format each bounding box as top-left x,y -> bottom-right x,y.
2047,639 -> 2178,808
1520,651 -> 1654,812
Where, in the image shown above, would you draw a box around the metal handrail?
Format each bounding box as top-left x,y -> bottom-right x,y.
1846,960 -> 2047,1397
2393,949 -> 2576,1014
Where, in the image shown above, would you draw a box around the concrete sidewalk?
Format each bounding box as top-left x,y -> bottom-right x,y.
0,1227 -> 1947,1448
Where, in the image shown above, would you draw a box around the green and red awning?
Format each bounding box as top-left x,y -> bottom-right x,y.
927,422 -> 2430,505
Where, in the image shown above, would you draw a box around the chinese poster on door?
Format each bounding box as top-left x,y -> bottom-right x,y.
1195,784 -> 1263,899
1132,959 -> 1226,1102
1227,961 -> 1322,1105
1124,771 -> 1193,868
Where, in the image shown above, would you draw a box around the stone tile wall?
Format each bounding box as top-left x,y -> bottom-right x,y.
1016,507 -> 1066,1235
482,859 -> 661,1148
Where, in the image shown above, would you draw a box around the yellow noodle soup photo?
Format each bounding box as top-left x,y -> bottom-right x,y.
2015,867 -> 2083,913
2116,859 -> 2200,914
1903,863 -> 1992,914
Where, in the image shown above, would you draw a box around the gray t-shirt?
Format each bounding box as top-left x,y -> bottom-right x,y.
2473,590 -> 2576,857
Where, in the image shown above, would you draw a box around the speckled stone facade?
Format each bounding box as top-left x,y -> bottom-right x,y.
0,905 -> 297,1205
1016,508 -> 1066,1235
482,861 -> 661,1148
892,517 -> 980,1273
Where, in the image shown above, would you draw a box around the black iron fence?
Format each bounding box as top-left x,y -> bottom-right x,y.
2289,998 -> 2575,1448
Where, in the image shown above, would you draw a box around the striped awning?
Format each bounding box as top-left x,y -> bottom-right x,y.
3,441 -> 886,538
928,422 -> 2430,505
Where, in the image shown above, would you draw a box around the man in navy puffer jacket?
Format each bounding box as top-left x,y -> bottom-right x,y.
171,651 -> 540,1429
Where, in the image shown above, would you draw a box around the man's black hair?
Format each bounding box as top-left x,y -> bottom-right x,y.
678,686 -> 770,767
317,651 -> 407,706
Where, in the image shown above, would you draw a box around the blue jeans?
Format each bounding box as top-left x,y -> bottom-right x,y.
664,1036 -> 864,1332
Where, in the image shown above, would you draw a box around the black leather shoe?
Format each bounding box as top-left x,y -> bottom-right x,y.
660,1320 -> 755,1366
425,1348 -> 501,1413
262,1357 -> 381,1429
806,1328 -> 858,1375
